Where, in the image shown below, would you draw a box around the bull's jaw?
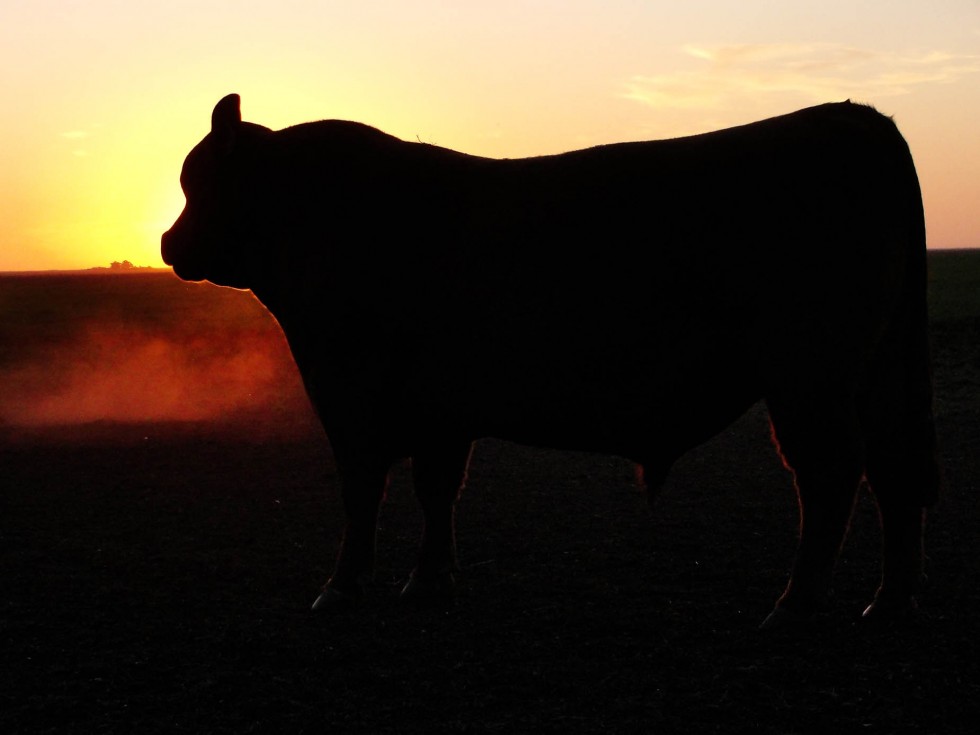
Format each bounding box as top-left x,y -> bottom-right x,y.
161,228 -> 254,289
161,229 -> 207,283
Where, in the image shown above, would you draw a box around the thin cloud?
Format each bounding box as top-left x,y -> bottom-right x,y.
624,43 -> 980,111
61,130 -> 93,157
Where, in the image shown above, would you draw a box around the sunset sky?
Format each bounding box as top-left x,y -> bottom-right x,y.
1,1 -> 978,272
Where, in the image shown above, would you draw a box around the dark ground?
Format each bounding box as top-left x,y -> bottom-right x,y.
1,253 -> 979,733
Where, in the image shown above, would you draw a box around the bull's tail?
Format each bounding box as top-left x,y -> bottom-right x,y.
862,155 -> 941,507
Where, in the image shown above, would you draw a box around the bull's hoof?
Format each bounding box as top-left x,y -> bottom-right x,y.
861,593 -> 920,625
311,583 -> 361,612
759,604 -> 815,631
400,568 -> 457,607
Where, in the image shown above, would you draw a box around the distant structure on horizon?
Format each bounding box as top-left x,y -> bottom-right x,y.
88,260 -> 158,272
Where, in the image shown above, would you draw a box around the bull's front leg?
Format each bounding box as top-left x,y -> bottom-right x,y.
312,459 -> 390,611
401,441 -> 474,602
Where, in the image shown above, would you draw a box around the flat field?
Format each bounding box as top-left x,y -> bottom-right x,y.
1,252 -> 978,733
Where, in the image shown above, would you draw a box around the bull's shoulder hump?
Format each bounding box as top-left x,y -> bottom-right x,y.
275,119 -> 492,166
279,119 -> 402,144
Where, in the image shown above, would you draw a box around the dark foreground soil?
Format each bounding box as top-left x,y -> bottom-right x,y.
2,260 -> 979,733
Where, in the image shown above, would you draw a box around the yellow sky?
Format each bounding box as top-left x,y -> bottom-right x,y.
1,1 -> 978,271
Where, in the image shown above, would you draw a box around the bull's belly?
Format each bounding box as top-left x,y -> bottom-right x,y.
405,355 -> 761,467
477,398 -> 758,466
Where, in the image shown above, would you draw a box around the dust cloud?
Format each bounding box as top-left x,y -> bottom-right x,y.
0,322 -> 308,428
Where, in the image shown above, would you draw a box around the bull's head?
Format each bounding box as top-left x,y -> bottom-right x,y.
161,94 -> 272,289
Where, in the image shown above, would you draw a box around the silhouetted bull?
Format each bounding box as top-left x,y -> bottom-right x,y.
162,94 -> 939,626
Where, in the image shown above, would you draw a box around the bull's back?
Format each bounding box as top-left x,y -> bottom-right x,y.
429,105 -> 909,346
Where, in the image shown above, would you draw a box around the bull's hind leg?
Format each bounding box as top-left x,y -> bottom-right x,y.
863,482 -> 926,620
401,441 -> 474,601
861,350 -> 939,620
313,459 -> 390,610
762,392 -> 865,627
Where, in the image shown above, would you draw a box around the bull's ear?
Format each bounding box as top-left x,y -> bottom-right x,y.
211,94 -> 241,155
